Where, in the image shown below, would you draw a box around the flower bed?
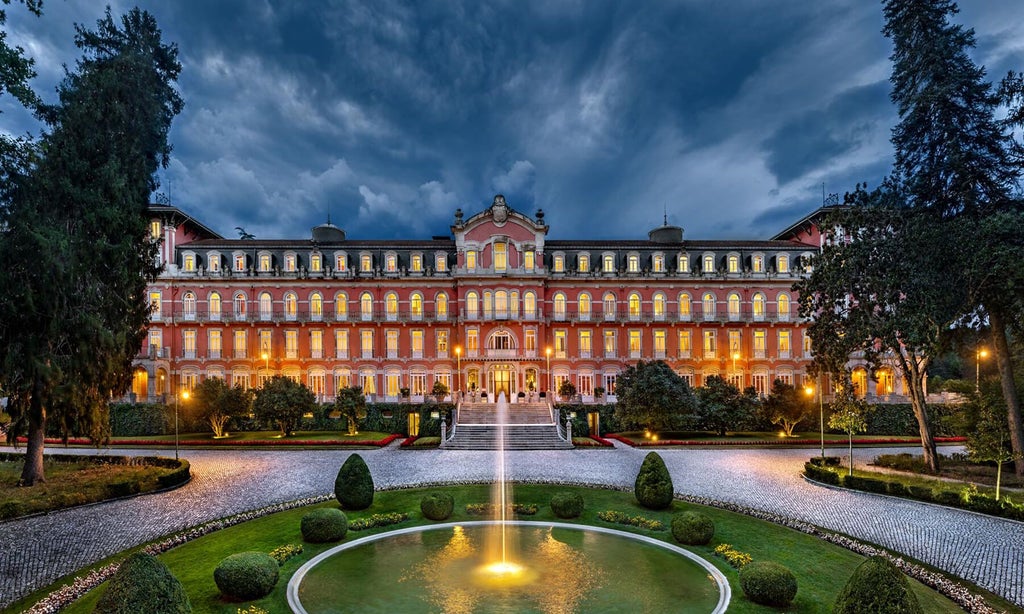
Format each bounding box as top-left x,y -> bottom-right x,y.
399,436 -> 418,447
596,510 -> 666,531
348,512 -> 410,531
607,433 -> 966,447
16,434 -> 403,447
571,436 -> 614,447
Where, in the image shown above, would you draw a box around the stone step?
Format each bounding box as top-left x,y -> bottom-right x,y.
443,423 -> 573,450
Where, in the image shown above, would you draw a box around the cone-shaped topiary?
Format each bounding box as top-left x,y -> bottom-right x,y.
420,492 -> 455,520
671,511 -> 715,545
833,555 -> 922,614
550,491 -> 585,518
634,452 -> 674,510
739,561 -> 798,606
213,552 -> 279,601
94,552 -> 191,614
301,508 -> 348,543
335,453 -> 374,510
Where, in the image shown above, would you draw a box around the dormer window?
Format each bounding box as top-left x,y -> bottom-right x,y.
603,254 -> 615,273
777,254 -> 790,274
360,254 -> 372,272
578,253 -> 589,273
627,254 -> 639,273
728,253 -> 739,274
335,253 -> 347,272
553,254 -> 565,273
466,250 -> 477,270
678,253 -> 690,273
385,253 -> 397,273
310,253 -> 322,272
702,253 -> 715,273
208,253 -> 220,272
183,253 -> 196,272
524,250 -> 535,271
752,254 -> 764,273
233,253 -> 246,272
284,253 -> 297,273
493,243 -> 507,272
411,254 -> 422,272
435,253 -> 447,272
652,254 -> 664,273
259,253 -> 272,272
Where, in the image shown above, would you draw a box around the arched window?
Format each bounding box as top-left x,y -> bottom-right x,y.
703,254 -> 715,273
495,290 -> 508,319
553,292 -> 567,321
727,292 -> 741,321
752,293 -> 766,321
410,293 -> 423,320
777,254 -> 790,274
875,367 -> 895,395
310,292 -> 323,321
436,292 -> 448,320
510,291 -> 519,318
702,292 -> 716,320
603,292 -> 616,320
466,291 -> 479,319
523,291 -> 536,318
360,292 -> 373,321
653,292 -> 666,321
777,293 -> 791,321
182,292 -> 196,320
483,291 -> 493,319
335,292 -> 348,321
209,292 -> 221,321
628,292 -> 641,321
851,368 -> 868,398
259,292 -> 272,321
578,293 -> 591,321
678,293 -> 692,321
284,292 -> 298,320
385,292 -> 398,321
728,254 -> 739,273
233,292 -> 247,320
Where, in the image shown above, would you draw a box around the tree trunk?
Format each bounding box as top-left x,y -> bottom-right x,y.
988,307 -> 1024,476
19,395 -> 47,486
897,352 -> 940,472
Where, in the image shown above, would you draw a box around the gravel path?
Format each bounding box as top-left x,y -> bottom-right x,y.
1,443 -> 1021,609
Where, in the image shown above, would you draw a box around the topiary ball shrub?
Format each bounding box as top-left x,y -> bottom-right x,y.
833,555 -> 922,614
420,492 -> 455,520
550,491 -> 584,519
301,508 -> 348,543
671,511 -> 715,545
739,561 -> 798,607
94,552 -> 191,614
634,452 -> 674,510
213,552 -> 280,601
335,453 -> 374,510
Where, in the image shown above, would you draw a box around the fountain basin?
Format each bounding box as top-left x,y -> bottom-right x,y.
288,520 -> 730,614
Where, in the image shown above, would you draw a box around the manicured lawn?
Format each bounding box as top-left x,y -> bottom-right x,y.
0,458 -> 179,519
108,430 -> 394,444
614,430 -> 963,447
40,484 -> 976,614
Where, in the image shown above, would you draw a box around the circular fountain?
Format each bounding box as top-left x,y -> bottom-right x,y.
287,394 -> 729,613
288,521 -> 730,614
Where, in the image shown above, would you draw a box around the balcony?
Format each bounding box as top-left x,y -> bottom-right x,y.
486,349 -> 517,359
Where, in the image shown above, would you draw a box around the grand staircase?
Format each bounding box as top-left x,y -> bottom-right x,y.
443,402 -> 574,450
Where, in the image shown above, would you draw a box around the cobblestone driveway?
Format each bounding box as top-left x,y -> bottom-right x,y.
1,443 -> 1021,609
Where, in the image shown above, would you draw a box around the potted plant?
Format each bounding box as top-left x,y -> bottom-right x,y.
432,380 -> 449,403
593,386 -> 606,401
399,387 -> 410,404
558,380 -> 577,402
517,391 -> 526,399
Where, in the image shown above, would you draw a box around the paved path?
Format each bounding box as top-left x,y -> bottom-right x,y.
1,444 -> 1021,609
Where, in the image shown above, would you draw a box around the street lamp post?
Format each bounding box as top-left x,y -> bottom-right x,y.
976,348 -> 988,392
455,346 -> 462,395
546,347 -> 552,396
174,388 -> 189,461
818,374 -> 825,458
261,350 -> 269,386
731,344 -> 740,387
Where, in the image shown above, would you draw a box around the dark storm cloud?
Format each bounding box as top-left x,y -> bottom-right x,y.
2,1 -> 1022,242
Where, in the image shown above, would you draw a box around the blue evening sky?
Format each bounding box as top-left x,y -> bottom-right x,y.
2,1 -> 1022,241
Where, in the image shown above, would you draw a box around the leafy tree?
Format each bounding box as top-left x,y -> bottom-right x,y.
634,451 -> 673,510
0,0 -> 42,112
190,378 -> 251,438
828,375 -> 872,476
0,8 -> 181,485
961,382 -> 1023,500
253,376 -> 316,437
883,0 -> 1024,475
334,386 -> 367,436
695,376 -> 758,436
614,360 -> 697,432
763,379 -> 812,437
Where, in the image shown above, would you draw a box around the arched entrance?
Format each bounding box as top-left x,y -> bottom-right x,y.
488,364 -> 515,400
131,367 -> 149,401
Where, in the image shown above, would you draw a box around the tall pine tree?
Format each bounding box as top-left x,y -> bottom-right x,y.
0,8 -> 182,484
883,0 -> 1024,475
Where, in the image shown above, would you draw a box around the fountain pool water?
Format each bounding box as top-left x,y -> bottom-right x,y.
286,392 -> 730,613
288,521 -> 730,613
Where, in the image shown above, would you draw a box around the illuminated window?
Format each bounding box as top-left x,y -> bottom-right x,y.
335,253 -> 347,271
436,330 -> 448,355
482,291 -> 493,318
209,292 -> 222,321
385,371 -> 400,397
386,330 -> 399,358
335,292 -> 348,320
467,329 -> 479,353
702,292 -> 716,320
728,330 -> 741,356
523,291 -> 536,318
603,292 -> 616,320
524,250 -> 535,271
603,254 -> 615,272
285,253 -> 297,272
653,293 -> 666,321
494,243 -> 507,271
233,292 -> 247,320
284,292 -> 297,321
728,254 -> 739,273
233,330 -> 246,359
284,330 -> 298,358
495,290 -> 508,318
183,254 -> 195,272
777,254 -> 789,274
752,293 -> 766,321
777,293 -> 791,321
703,330 -> 717,358
653,254 -> 664,273
678,254 -> 689,273
578,293 -> 591,321
361,369 -> 376,394
411,254 -> 422,272
728,292 -> 741,321
752,254 -> 764,273
311,332 -> 324,359
182,292 -> 196,320
678,330 -> 692,358
579,330 -> 592,358
259,254 -> 271,272
234,254 -> 246,272
629,330 -> 642,358
510,291 -> 519,317
183,329 -> 196,359
466,291 -> 479,319
876,368 -> 895,395
653,330 -> 666,358
466,250 -> 477,270
310,292 -> 323,321
578,254 -> 589,273
435,253 -> 447,271
385,253 -> 397,273
525,329 -> 537,353
604,330 -> 616,357
678,293 -> 691,321
360,254 -> 372,272
360,292 -> 373,320
335,330 -> 349,359
150,291 -> 162,320
554,330 -> 567,358
385,292 -> 398,321
310,253 -> 322,272
778,330 -> 791,358
628,254 -> 639,273
260,330 -> 272,356
703,254 -> 715,273
150,220 -> 161,239
436,293 -> 448,320
802,333 -> 812,357
628,293 -> 641,321
335,368 -> 351,390
553,292 -> 567,320
553,254 -> 564,273
209,330 -> 222,359
410,293 -> 423,320
361,330 -> 374,358
753,330 -> 766,358
208,253 -> 220,272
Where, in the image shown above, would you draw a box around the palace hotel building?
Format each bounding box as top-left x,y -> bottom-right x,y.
129,195 -> 905,405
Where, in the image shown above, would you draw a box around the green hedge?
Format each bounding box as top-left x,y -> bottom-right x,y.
864,403 -> 961,437
842,475 -> 888,494
109,403 -> 172,436
803,462 -> 840,485
554,403 -> 618,436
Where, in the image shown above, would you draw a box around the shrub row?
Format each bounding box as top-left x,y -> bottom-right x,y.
348,512 -> 410,531
465,503 -> 538,516
596,510 -> 665,531
554,403 -> 619,436
713,543 -> 752,568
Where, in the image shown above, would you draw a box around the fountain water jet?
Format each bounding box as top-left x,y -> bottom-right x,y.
483,392 -> 524,581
